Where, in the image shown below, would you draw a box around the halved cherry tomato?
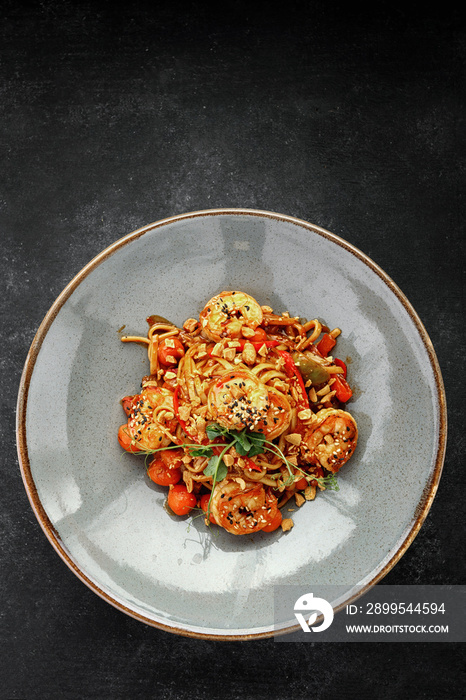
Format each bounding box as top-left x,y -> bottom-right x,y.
317,333 -> 336,357
333,374 -> 353,402
199,493 -> 217,523
167,484 -> 197,516
158,337 -> 185,366
147,457 -> 182,486
117,424 -> 142,453
261,509 -> 283,532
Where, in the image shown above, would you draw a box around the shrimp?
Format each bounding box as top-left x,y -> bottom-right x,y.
300,408 -> 358,473
209,477 -> 280,534
207,369 -> 292,438
199,291 -> 263,342
118,386 -> 177,452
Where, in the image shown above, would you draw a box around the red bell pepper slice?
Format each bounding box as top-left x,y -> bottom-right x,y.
332,374 -> 353,403
243,456 -> 263,472
317,333 -> 336,357
276,349 -> 310,411
333,358 -> 347,378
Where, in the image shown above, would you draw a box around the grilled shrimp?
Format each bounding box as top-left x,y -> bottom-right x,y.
300,408 -> 357,472
207,369 -> 291,438
199,291 -> 263,342
118,386 -> 177,452
209,477 -> 280,534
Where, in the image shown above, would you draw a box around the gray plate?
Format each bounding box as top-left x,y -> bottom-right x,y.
16,209 -> 446,639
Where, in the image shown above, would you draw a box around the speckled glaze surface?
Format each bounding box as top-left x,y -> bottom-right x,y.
16,209 -> 446,638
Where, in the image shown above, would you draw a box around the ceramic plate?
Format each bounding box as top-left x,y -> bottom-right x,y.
16,209 -> 446,639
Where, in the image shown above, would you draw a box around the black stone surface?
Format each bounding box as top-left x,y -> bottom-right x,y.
1,2 -> 464,698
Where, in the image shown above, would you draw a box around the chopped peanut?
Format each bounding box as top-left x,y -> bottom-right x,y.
295,492 -> 305,507
211,342 -> 224,357
223,454 -> 235,467
241,326 -> 256,338
285,433 -> 302,446
242,341 -> 257,365
178,405 -> 191,422
183,318 -> 198,332
223,347 -> 236,362
281,518 -> 294,532
304,485 -> 317,501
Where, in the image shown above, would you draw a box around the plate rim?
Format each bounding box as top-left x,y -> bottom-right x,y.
15,207 -> 447,639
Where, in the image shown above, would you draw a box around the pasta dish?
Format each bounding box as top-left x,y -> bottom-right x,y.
118,291 -> 358,535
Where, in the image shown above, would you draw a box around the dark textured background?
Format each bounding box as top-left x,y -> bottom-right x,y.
2,1 -> 465,698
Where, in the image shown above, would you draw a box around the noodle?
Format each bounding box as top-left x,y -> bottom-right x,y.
118,291 -> 358,535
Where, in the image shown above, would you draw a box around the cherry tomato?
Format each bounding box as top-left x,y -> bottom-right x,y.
199,493 -> 216,523
158,337 -> 185,366
249,327 -> 267,343
261,509 -> 283,532
167,485 -> 197,516
294,477 -> 308,490
147,457 -> 182,486
118,424 -> 142,453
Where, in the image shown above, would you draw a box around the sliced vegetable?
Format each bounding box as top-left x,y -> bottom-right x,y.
333,357 -> 347,378
276,349 -> 310,411
317,333 -> 336,356
247,339 -> 281,350
243,458 -> 263,473
333,374 -> 353,402
291,351 -> 330,385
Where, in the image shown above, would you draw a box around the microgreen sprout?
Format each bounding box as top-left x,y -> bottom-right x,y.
122,422 -> 339,527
